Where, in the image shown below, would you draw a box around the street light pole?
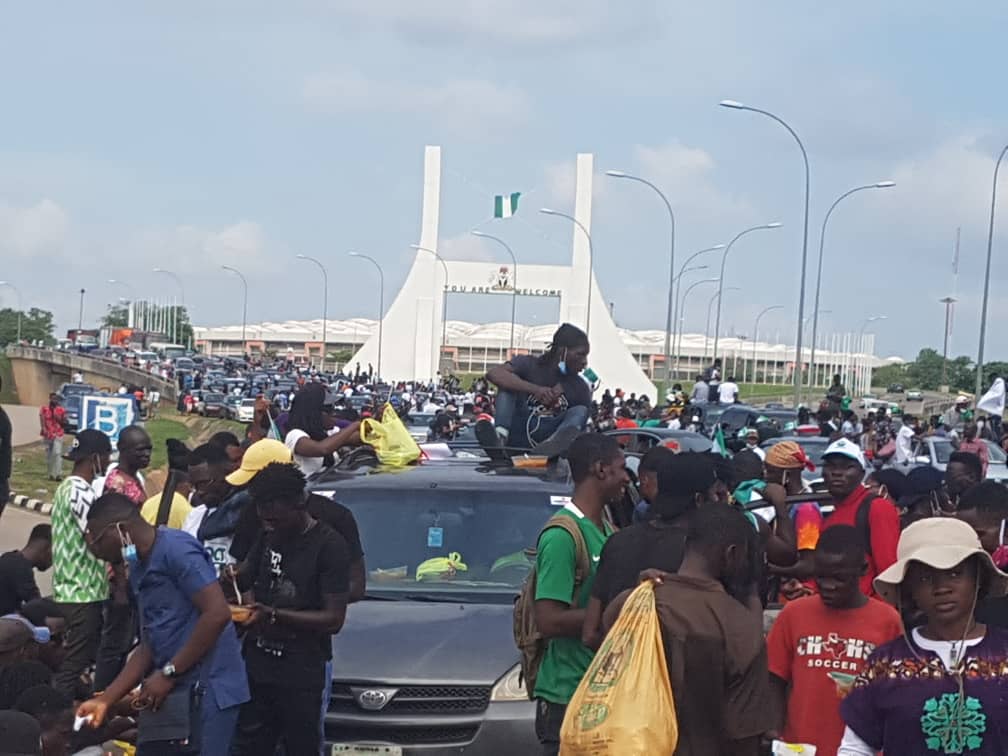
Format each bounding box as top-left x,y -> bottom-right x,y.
707,286 -> 741,363
976,143 -> 1008,402
712,223 -> 782,365
410,245 -> 449,366
753,305 -> 784,383
221,266 -> 248,356
720,100 -> 809,407
0,282 -> 23,343
296,254 -> 329,372
471,231 -> 519,355
605,171 -> 675,384
940,296 -> 957,385
809,181 -> 895,389
78,289 -> 86,333
679,277 -> 719,376
858,315 -> 887,396
540,208 -> 595,337
153,268 -> 186,346
672,245 -> 724,377
348,253 -> 385,380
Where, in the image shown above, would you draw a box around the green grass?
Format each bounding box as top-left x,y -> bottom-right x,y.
0,355 -> 18,404
9,415 -> 241,502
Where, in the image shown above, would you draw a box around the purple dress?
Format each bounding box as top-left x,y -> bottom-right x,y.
841,626 -> 1008,754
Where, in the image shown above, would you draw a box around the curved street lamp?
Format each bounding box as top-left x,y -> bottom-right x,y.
752,305 -> 784,384
706,285 -> 742,363
809,181 -> 895,387
348,252 -> 385,380
673,245 -> 724,375
153,268 -> 186,346
976,143 -> 1008,400
540,208 -> 595,336
471,230 -> 519,354
296,254 -> 329,372
221,266 -> 248,355
721,99 -> 809,406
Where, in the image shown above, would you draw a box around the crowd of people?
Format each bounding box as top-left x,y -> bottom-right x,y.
2,321 -> 1008,754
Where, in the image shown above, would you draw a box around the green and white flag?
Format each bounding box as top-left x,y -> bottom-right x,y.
713,425 -> 730,458
494,192 -> 521,219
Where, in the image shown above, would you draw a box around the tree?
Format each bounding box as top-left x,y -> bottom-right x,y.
0,307 -> 56,346
100,304 -> 194,346
101,305 -> 130,329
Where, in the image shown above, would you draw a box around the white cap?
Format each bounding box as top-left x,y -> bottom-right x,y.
823,438 -> 867,469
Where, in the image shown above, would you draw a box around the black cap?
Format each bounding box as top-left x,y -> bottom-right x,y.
0,711 -> 40,755
64,429 -> 113,461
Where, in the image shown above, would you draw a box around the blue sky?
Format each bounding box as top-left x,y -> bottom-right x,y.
1,1 -> 1007,361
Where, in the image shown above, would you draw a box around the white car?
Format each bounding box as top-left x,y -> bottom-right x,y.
237,398 -> 257,423
906,389 -> 924,401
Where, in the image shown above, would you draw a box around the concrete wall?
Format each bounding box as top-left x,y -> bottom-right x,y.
6,346 -> 176,408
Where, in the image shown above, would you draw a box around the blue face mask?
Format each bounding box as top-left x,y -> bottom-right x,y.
117,524 -> 138,565
558,361 -> 568,376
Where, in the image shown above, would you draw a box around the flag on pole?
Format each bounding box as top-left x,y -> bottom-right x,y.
713,425 -> 729,457
494,192 -> 521,219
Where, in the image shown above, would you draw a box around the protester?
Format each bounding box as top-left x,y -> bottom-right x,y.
102,426 -> 151,505
583,451 -> 714,648
139,441 -> 193,529
742,428 -> 764,460
826,373 -> 847,407
284,383 -> 361,476
208,431 -> 244,466
39,394 -> 66,482
957,421 -> 989,477
183,442 -> 246,576
0,376 -> 11,521
77,492 -> 249,753
14,685 -> 74,756
690,374 -> 709,404
957,482 -> 1008,629
718,375 -> 739,404
767,525 -> 902,753
532,434 -> 625,755
893,413 -> 918,465
50,430 -> 117,696
839,518 -> 1008,754
480,323 -> 592,459
17,600 -> 66,675
977,375 -> 1006,440
821,438 -> 900,598
0,525 -> 51,616
945,449 -> 984,507
0,710 -> 42,756
230,463 -> 351,756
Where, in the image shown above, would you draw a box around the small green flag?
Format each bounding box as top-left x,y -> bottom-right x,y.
494,192 -> 521,219
713,425 -> 729,457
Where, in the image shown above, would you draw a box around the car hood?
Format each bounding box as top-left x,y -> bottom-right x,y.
331,599 -> 518,685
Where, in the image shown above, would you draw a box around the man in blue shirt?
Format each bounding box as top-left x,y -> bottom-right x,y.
76,492 -> 249,754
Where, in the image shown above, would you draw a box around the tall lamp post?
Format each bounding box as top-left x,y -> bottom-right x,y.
940,296 -> 957,385
153,268 -> 186,347
221,266 -> 248,356
348,252 -> 385,380
471,230 -> 519,354
707,286 -> 741,362
858,315 -> 887,396
295,254 -> 329,372
540,208 -> 595,337
78,289 -> 86,333
720,99 -> 809,406
809,181 -> 895,388
752,305 -> 784,383
605,170 -> 675,383
976,143 -> 1008,401
678,277 -> 719,375
711,223 -> 782,365
0,281 -> 23,343
672,245 -> 724,376
410,244 -> 450,362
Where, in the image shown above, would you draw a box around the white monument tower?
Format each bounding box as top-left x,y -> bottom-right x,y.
347,146 -> 657,399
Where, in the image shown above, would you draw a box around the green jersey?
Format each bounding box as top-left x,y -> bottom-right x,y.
52,476 -> 109,604
533,505 -> 612,704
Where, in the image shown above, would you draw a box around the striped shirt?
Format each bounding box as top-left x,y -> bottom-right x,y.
52,476 -> 109,604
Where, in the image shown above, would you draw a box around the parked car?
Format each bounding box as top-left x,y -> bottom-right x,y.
886,437 -> 1008,484
603,427 -> 712,457
223,395 -> 243,421
307,461 -> 564,753
887,383 -> 905,394
57,383 -> 97,432
759,435 -> 831,487
906,389 -> 924,401
237,398 -> 257,423
199,392 -> 228,418
403,413 -> 437,443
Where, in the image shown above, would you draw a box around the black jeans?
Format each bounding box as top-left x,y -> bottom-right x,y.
230,680 -> 322,756
535,699 -> 567,756
54,600 -> 136,696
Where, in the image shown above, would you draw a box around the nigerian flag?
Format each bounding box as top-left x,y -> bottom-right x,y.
494,192 -> 521,219
713,425 -> 730,457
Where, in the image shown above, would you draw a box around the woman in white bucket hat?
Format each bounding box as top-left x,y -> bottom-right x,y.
838,517 -> 1008,755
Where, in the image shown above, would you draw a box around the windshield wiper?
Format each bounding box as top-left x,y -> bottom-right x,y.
399,593 -> 468,603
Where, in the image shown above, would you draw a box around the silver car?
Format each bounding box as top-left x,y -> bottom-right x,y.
888,436 -> 1008,484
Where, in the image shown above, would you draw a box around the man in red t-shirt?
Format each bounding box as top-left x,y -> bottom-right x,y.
768,525 -> 902,754
38,393 -> 66,481
821,438 -> 900,597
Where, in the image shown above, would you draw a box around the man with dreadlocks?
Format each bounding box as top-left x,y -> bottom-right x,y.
479,323 -> 592,458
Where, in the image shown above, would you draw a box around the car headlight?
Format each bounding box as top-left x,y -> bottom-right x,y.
490,664 -> 528,702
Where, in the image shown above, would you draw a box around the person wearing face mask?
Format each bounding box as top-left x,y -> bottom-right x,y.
76,493 -> 249,754
49,430 -> 113,696
478,323 -> 592,460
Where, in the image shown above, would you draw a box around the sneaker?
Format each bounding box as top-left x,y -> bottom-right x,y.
475,419 -> 508,462
530,426 -> 582,459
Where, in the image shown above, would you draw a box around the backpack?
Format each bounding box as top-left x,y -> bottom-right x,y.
513,514 -> 591,700
825,486 -> 874,551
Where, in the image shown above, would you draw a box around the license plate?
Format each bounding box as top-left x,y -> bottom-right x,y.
331,745 -> 403,756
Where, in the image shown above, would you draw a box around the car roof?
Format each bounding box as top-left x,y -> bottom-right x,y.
309,459 -> 573,494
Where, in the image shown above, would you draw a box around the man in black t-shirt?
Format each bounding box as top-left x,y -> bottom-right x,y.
482,323 -> 592,458
0,525 -> 52,616
581,452 -> 717,649
231,463 -> 351,756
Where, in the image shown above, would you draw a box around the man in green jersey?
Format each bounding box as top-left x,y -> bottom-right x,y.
533,434 -> 628,755
51,429 -> 112,696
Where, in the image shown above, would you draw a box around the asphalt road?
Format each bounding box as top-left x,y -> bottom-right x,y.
0,505 -> 52,596
4,404 -> 41,447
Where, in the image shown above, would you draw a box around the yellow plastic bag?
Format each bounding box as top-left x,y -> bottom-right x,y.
360,403 -> 422,467
560,581 -> 678,755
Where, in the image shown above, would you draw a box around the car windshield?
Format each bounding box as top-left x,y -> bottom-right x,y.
62,384 -> 95,396
328,486 -> 563,603
204,393 -> 225,403
985,441 -> 1008,464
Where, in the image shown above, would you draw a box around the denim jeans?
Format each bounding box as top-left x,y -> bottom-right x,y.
495,391 -> 589,450
534,699 -> 567,756
45,436 -> 63,479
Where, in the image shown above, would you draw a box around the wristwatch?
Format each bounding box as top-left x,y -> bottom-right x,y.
162,662 -> 177,679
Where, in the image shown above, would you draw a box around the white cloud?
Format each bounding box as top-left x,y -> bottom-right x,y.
438,232 -> 495,263
0,199 -> 69,257
301,71 -> 531,135
133,220 -> 274,273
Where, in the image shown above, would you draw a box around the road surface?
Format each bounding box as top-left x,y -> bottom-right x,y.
4,404 -> 41,447
0,505 -> 52,596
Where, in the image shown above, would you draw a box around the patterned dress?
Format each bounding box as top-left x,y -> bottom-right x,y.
841,627 -> 1008,754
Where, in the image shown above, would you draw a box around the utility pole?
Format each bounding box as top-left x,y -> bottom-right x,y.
940,296 -> 957,386
78,289 -> 86,332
